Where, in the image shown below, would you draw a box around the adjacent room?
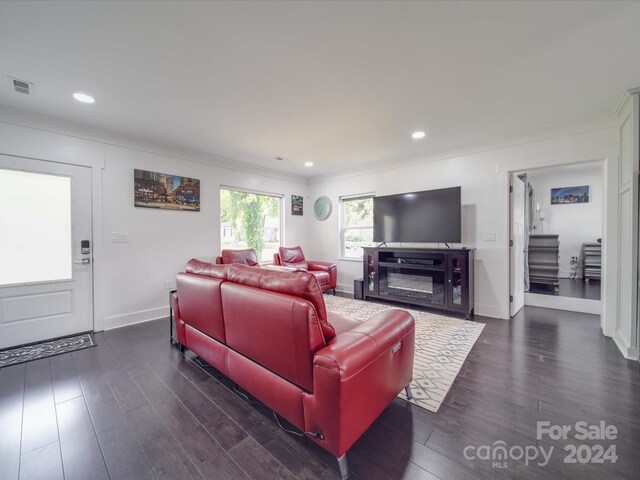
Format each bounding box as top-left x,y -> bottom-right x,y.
0,2 -> 639,480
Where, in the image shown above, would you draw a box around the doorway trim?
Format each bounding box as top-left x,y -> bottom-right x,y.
0,124 -> 105,332
498,146 -> 618,340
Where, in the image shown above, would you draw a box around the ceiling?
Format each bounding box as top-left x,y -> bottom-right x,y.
1,1 -> 639,178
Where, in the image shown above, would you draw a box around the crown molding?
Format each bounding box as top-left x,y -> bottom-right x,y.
308,114 -> 617,185
0,105 -> 308,185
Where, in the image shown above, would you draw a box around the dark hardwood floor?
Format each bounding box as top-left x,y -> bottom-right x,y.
1,303 -> 638,479
529,278 -> 601,300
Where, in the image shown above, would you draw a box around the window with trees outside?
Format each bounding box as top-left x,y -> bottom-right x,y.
220,187 -> 282,263
341,195 -> 374,259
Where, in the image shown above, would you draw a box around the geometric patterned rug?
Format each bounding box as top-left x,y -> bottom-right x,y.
0,333 -> 95,368
324,296 -> 484,413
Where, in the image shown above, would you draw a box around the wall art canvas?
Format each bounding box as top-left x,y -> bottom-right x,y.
291,195 -> 303,215
550,185 -> 589,205
134,169 -> 200,211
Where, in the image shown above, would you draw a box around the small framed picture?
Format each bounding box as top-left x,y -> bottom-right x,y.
291,195 -> 303,215
550,185 -> 589,205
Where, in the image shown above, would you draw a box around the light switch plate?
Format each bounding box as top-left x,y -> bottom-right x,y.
485,231 -> 497,241
111,232 -> 129,243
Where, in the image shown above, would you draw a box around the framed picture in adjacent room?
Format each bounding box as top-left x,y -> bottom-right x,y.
550,185 -> 589,205
291,195 -> 303,215
134,169 -> 200,211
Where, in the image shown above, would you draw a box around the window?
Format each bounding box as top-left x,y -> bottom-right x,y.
340,195 -> 374,259
220,187 -> 282,263
0,169 -> 72,285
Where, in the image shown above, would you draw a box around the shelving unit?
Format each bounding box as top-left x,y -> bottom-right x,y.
582,242 -> 602,282
362,247 -> 474,319
528,234 -> 560,294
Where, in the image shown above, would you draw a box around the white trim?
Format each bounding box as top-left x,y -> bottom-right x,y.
220,184 -> 285,198
613,330 -> 639,360
0,105 -> 307,185
309,115 -> 617,184
524,293 -> 601,315
338,191 -> 376,201
104,306 -> 167,330
339,194 -> 374,259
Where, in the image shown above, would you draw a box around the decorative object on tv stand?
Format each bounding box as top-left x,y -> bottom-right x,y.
134,169 -> 200,211
313,196 -> 332,220
551,185 -> 589,205
291,195 -> 303,215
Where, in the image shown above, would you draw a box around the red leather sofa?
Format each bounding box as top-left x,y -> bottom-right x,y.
172,260 -> 414,476
273,246 -> 337,293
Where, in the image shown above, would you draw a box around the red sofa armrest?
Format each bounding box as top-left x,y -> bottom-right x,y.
307,261 -> 337,289
302,309 -> 414,457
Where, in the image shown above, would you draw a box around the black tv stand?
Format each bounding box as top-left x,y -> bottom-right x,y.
362,247 -> 474,319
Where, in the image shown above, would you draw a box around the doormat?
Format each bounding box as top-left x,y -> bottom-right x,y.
0,333 -> 95,368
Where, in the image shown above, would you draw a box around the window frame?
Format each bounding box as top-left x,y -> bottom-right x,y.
339,193 -> 375,261
219,185 -> 284,265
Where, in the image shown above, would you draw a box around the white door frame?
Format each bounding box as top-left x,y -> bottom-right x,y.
497,147 -> 618,340
0,140 -> 105,332
509,174 -> 526,317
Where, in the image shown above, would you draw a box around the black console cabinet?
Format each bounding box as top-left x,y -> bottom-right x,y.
362,247 -> 474,319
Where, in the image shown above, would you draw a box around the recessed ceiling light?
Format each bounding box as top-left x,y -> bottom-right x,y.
304,161 -> 314,167
412,131 -> 426,139
73,92 -> 95,104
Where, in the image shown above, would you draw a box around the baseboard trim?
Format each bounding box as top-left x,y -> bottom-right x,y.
104,306 -> 167,331
612,330 -> 639,360
525,293 -> 601,315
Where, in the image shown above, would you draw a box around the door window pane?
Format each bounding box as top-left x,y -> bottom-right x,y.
0,169 -> 72,285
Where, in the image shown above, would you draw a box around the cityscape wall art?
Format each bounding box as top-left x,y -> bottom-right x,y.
134,169 -> 200,211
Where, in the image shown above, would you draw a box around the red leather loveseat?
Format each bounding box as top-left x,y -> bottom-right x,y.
172,259 -> 414,475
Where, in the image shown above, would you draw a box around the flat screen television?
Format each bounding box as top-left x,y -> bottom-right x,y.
373,186 -> 461,243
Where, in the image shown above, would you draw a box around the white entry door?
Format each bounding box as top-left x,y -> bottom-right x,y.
510,174 -> 526,317
0,155 -> 93,349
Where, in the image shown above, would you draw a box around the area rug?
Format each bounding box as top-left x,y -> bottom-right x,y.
0,333 -> 95,368
324,296 -> 484,413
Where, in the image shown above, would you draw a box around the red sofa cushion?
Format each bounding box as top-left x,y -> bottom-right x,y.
279,246 -> 309,270
186,258 -> 226,278
176,272 -> 226,343
225,264 -> 336,341
220,248 -> 259,266
222,282 -> 324,392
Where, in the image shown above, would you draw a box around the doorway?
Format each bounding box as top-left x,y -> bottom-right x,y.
0,155 -> 94,348
509,161 -> 604,316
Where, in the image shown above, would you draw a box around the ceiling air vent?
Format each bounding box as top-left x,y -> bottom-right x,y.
274,156 -> 292,162
8,77 -> 34,95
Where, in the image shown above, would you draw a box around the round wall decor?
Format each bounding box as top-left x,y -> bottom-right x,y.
313,196 -> 332,220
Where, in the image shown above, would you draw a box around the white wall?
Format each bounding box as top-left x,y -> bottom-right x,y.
307,121 -> 619,321
0,107 -> 309,330
525,163 -> 603,277
0,105 -> 623,337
